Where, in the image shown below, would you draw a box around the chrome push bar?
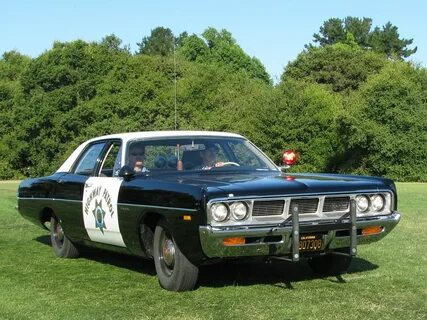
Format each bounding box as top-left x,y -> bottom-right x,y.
291,199 -> 357,261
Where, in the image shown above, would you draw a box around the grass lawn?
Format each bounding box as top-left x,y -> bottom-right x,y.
0,181 -> 426,320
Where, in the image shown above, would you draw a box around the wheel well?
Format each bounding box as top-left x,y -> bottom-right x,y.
139,212 -> 163,259
39,207 -> 55,230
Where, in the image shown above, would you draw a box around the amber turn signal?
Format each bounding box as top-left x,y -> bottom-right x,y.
182,215 -> 192,221
362,226 -> 384,236
223,237 -> 246,246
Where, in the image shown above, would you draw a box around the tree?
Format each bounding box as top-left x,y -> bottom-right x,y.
178,35 -> 209,62
1,30 -> 426,182
0,51 -> 31,81
344,17 -> 372,48
137,27 -> 175,56
335,62 -> 427,180
282,43 -> 387,92
369,22 -> 417,59
252,80 -> 345,172
312,18 -> 346,46
100,34 -> 129,53
178,27 -> 271,84
309,17 -> 417,59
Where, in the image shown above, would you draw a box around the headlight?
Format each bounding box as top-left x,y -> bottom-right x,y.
371,194 -> 385,211
211,203 -> 229,222
356,195 -> 369,212
230,202 -> 248,220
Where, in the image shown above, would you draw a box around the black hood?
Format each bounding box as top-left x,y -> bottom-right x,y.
150,170 -> 395,198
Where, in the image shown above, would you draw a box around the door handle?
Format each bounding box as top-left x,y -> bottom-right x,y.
85,183 -> 93,188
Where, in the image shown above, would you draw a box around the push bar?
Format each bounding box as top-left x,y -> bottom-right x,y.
291,204 -> 300,261
291,200 -> 358,261
350,199 -> 357,256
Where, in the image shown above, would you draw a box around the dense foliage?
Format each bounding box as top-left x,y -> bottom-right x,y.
0,23 -> 426,181
309,17 -> 417,59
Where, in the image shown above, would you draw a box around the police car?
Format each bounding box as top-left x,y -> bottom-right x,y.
17,131 -> 401,291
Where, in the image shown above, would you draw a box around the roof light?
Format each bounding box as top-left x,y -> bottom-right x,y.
282,150 -> 298,166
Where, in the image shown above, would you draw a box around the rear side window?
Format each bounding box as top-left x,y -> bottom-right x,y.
73,143 -> 106,176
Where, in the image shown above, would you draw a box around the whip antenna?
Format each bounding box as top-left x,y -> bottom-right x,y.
174,43 -> 177,130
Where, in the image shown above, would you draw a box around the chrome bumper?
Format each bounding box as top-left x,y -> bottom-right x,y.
199,211 -> 401,258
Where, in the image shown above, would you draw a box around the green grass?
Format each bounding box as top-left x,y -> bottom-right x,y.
1,181 -> 426,320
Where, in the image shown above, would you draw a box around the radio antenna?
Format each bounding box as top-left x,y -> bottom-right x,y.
174,43 -> 177,130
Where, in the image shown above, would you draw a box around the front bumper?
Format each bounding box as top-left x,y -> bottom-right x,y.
199,211 -> 401,259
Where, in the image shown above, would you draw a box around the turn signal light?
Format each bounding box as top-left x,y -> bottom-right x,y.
362,226 -> 384,236
223,237 -> 246,246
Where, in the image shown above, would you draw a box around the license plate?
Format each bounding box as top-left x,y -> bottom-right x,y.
299,234 -> 324,252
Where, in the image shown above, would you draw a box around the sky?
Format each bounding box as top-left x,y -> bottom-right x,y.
1,0 -> 426,82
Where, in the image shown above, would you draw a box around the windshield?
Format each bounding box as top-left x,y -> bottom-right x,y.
126,137 -> 278,173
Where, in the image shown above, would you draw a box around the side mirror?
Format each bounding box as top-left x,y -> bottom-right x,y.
281,150 -> 298,169
118,165 -> 135,181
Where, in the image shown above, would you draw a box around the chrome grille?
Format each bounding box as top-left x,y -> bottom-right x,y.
252,200 -> 284,216
323,196 -> 350,212
290,198 -> 319,214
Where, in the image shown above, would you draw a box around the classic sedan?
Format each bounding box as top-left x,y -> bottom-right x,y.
17,131 -> 401,291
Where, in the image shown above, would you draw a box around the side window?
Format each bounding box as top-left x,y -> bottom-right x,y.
99,143 -> 122,177
73,143 -> 106,176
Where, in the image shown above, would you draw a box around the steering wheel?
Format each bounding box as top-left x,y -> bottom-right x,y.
215,162 -> 240,167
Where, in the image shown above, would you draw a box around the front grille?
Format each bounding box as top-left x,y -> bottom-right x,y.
323,197 -> 350,212
252,200 -> 285,216
290,198 -> 319,214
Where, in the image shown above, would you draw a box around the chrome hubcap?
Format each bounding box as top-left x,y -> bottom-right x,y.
162,238 -> 175,268
54,222 -> 64,244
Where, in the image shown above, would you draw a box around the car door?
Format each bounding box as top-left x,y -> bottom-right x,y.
82,140 -> 127,247
54,141 -> 107,240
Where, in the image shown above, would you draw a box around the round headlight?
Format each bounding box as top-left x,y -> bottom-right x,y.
211,203 -> 229,222
230,202 -> 248,220
371,194 -> 385,212
356,195 -> 369,212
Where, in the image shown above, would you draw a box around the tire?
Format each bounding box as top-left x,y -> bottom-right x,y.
153,220 -> 199,291
50,217 -> 79,258
308,250 -> 352,276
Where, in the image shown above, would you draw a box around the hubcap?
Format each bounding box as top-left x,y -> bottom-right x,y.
54,222 -> 64,245
162,238 -> 175,268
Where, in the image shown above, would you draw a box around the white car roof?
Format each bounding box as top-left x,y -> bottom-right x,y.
88,130 -> 243,142
57,131 -> 245,173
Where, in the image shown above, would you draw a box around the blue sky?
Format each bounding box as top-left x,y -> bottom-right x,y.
1,0 -> 425,81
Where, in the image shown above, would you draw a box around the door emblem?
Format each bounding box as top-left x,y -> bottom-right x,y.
93,200 -> 107,233
84,185 -> 115,235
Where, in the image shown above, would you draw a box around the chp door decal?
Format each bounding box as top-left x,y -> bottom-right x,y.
82,177 -> 126,247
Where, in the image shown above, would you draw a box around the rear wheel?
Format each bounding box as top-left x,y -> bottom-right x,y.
308,250 -> 352,276
153,220 -> 198,291
50,217 -> 79,258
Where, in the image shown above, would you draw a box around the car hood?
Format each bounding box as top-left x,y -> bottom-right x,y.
152,171 -> 394,198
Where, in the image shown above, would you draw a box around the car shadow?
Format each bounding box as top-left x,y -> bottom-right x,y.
35,235 -> 377,288
34,235 -> 156,276
198,257 -> 378,289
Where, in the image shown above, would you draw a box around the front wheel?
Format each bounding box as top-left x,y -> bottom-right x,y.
308,251 -> 352,276
153,220 -> 199,291
50,217 -> 79,258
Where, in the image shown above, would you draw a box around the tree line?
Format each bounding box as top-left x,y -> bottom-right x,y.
0,17 -> 425,181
